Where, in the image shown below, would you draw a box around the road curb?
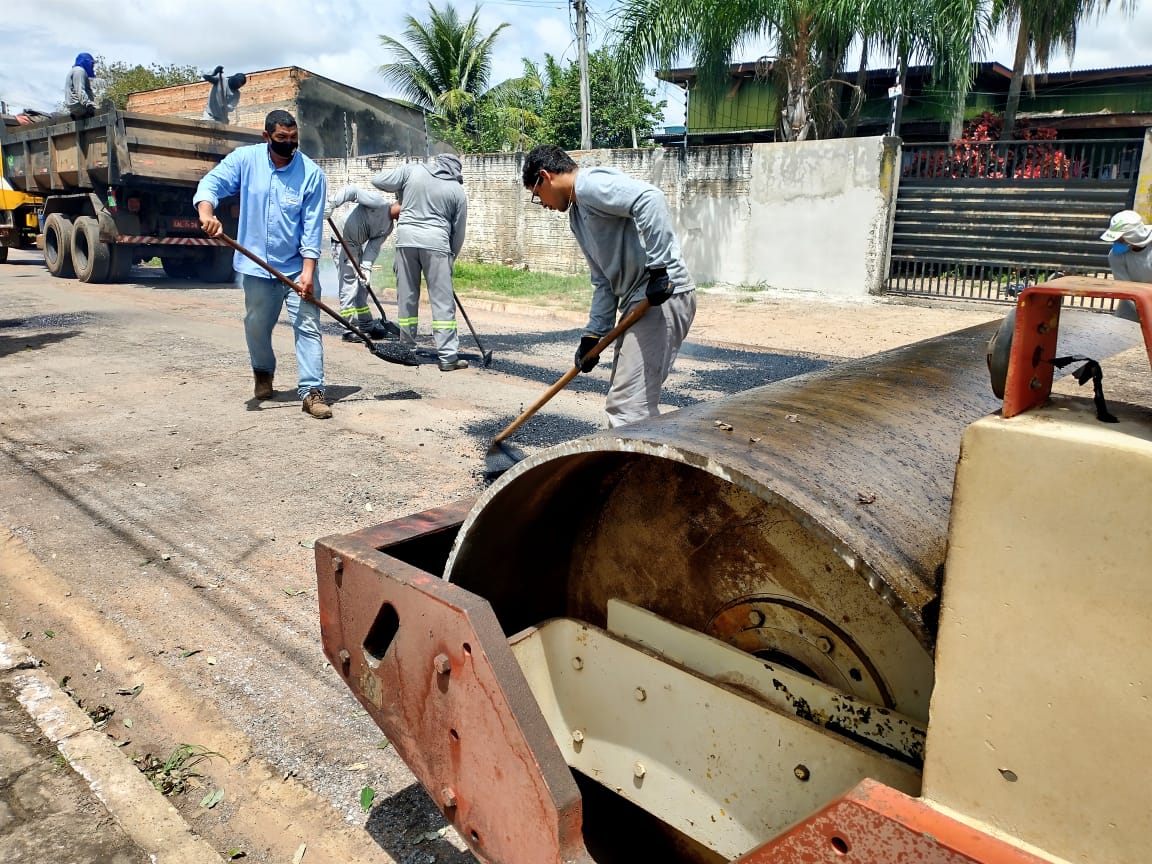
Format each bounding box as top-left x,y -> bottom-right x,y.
0,621 -> 225,864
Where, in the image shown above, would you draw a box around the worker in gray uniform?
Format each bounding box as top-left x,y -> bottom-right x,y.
202,66 -> 247,124
521,143 -> 696,428
327,185 -> 402,341
64,53 -> 97,119
1100,209 -> 1150,322
371,155 -> 469,371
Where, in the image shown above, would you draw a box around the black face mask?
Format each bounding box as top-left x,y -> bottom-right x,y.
268,139 -> 298,158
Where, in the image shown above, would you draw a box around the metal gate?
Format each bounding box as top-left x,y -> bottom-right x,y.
887,139 -> 1142,305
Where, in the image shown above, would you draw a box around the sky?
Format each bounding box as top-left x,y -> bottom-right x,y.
6,0 -> 1152,129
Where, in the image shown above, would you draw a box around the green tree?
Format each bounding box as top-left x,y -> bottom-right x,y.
611,0 -> 987,141
378,2 -> 509,152
539,49 -> 666,149
94,58 -> 200,109
993,0 -> 1133,140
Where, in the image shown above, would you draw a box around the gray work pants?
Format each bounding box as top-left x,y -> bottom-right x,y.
394,247 -> 458,363
335,244 -> 373,326
605,290 -> 696,428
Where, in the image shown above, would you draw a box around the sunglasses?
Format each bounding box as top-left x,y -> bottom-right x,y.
530,175 -> 542,205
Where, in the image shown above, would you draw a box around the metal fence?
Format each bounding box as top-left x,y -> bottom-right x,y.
888,138 -> 1142,305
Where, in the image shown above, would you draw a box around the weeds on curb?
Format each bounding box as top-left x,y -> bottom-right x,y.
133,744 -> 228,796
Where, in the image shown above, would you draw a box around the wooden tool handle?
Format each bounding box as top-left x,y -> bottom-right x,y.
492,299 -> 652,445
216,232 -> 367,337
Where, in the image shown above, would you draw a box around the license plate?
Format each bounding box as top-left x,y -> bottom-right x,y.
170,218 -> 199,230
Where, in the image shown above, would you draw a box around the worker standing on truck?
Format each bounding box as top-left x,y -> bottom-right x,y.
202,67 -> 247,124
520,144 -> 696,428
193,109 -> 334,420
1100,209 -> 1150,322
327,185 -> 401,341
370,155 -> 469,371
65,53 -> 97,119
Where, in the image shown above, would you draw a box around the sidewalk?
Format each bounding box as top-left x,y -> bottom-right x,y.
0,625 -> 223,864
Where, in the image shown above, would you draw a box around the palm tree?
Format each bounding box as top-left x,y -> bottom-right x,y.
611,0 -> 988,141
994,0 -> 1133,140
378,2 -> 509,150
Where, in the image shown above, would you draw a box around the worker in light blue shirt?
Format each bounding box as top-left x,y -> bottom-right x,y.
193,109 -> 333,419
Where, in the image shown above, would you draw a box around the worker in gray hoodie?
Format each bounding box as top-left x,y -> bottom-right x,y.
327,185 -> 402,341
202,66 -> 247,124
371,154 -> 469,371
521,144 -> 696,427
64,53 -> 97,119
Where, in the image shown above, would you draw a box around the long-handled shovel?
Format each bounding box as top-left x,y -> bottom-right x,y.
484,299 -> 651,478
216,233 -> 418,367
326,217 -> 402,339
453,291 -> 494,367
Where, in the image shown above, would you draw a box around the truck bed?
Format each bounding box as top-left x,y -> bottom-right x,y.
0,110 -> 263,193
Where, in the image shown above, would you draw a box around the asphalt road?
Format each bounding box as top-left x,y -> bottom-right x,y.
0,251 -> 840,864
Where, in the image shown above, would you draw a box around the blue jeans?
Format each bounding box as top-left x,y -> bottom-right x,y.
240,273 -> 324,398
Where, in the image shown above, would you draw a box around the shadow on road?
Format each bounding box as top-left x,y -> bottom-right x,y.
366,782 -> 476,864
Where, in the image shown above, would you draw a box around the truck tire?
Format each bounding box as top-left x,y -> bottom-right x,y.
195,248 -> 235,283
71,217 -> 112,284
44,214 -> 75,278
161,256 -> 196,279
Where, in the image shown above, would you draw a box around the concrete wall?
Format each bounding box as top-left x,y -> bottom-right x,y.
126,67 -> 434,159
317,135 -> 901,296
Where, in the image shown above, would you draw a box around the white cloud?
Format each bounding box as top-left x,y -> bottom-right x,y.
5,1 -> 1151,132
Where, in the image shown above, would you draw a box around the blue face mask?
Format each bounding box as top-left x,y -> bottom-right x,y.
1111,241 -> 1130,255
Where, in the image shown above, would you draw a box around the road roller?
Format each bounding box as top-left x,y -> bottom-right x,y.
317,277 -> 1152,864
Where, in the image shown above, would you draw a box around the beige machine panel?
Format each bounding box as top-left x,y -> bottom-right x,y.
925,397 -> 1152,864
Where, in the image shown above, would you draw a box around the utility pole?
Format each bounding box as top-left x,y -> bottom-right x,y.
573,0 -> 591,150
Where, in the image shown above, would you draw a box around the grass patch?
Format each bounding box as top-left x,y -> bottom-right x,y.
133,744 -> 227,796
367,258 -> 593,312
453,262 -> 592,310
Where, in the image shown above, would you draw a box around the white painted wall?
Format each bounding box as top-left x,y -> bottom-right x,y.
317,136 -> 901,298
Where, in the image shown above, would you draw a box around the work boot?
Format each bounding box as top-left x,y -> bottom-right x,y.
302,388 -> 333,419
341,331 -> 362,343
366,320 -> 398,340
253,370 -> 274,400
438,358 -> 469,372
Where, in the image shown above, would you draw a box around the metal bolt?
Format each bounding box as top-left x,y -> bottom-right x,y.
433,653 -> 451,675
441,786 -> 457,808
815,636 -> 834,654
338,649 -> 351,675
1029,377 -> 1042,390
634,687 -> 647,702
794,764 -> 810,781
633,762 -> 646,779
331,555 -> 344,573
747,609 -> 766,628
1037,322 -> 1049,334
571,656 -> 584,670
571,729 -> 584,744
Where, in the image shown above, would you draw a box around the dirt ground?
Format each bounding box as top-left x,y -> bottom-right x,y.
0,249 -> 1004,863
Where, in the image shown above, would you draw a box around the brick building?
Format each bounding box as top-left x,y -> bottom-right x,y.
126,66 -> 446,159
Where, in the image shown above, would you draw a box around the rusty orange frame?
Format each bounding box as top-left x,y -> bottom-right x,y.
1003,277 -> 1152,418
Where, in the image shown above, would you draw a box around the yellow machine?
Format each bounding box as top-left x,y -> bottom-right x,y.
0,119 -> 42,264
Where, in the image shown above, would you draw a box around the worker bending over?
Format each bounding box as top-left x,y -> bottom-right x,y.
202,66 -> 247,124
521,144 -> 696,427
327,185 -> 402,341
65,53 -> 97,119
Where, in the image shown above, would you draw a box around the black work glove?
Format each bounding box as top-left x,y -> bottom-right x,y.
575,335 -> 601,373
645,266 -> 673,306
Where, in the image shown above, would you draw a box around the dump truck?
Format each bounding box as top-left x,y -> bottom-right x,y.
0,115 -> 43,264
0,109 -> 262,283
316,277 -> 1152,864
